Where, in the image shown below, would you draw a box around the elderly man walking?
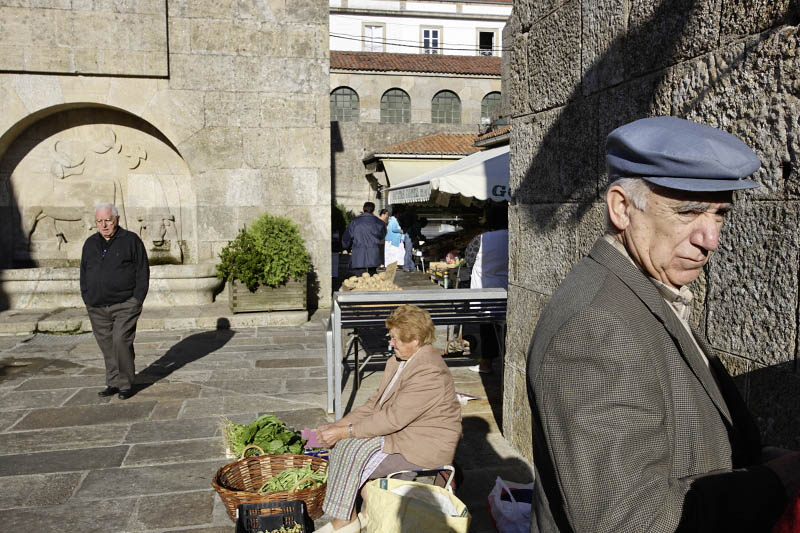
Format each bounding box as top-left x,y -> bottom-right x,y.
527,117 -> 800,532
80,203 -> 149,400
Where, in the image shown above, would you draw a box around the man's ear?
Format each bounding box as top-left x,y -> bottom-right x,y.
606,185 -> 631,231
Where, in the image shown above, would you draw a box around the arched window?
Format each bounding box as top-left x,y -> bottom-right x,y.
380,89 -> 411,123
481,92 -> 502,123
330,87 -> 360,122
431,90 -> 461,124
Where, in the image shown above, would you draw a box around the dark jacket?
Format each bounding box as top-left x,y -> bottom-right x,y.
80,227 -> 150,307
342,213 -> 387,269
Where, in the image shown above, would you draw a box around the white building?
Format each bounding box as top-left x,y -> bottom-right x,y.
330,0 -> 512,57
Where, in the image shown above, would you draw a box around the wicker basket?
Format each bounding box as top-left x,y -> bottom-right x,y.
212,448 -> 329,521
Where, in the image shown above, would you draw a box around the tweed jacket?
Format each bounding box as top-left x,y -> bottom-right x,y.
527,238 -> 786,533
343,344 -> 462,468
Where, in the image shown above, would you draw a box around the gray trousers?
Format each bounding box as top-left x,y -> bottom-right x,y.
86,297 -> 142,390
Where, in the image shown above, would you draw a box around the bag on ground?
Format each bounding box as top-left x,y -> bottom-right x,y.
363,477 -> 470,533
487,476 -> 533,533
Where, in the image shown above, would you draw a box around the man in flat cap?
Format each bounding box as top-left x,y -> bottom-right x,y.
527,116 -> 800,532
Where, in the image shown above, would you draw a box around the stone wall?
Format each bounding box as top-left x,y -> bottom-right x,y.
330,70 -> 500,211
0,1 -> 332,307
503,0 -> 800,461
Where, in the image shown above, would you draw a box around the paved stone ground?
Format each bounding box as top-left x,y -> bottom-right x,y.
0,312 -> 533,532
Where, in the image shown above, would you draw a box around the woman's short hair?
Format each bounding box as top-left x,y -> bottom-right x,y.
385,304 -> 435,345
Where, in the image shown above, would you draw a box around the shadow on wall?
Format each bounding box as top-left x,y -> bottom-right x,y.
331,121 -> 344,207
514,0 -> 800,445
737,362 -> 800,449
516,0 -> 756,233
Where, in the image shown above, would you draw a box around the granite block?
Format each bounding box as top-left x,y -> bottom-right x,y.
14,375 -> 103,391
706,201 -> 798,366
0,498 -> 137,533
124,438 -> 226,466
581,0 -> 627,95
505,286 -> 550,372
527,0 -> 581,112
510,100 -> 599,205
132,490 -> 216,530
0,388 -> 76,410
625,0 -> 720,79
0,445 -> 128,476
124,416 -> 222,444
0,472 -> 82,510
0,424 -> 128,455
13,402 -> 156,430
511,203 -> 592,294
720,0 -> 794,41
746,361 -> 800,449
77,460 -> 229,498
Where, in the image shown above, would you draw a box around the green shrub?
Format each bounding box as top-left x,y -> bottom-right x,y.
216,213 -> 313,292
332,203 -> 356,235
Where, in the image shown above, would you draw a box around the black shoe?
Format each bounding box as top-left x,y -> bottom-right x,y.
98,386 -> 119,397
118,389 -> 134,400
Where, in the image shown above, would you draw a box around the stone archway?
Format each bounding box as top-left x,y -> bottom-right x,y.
2,106 -> 196,267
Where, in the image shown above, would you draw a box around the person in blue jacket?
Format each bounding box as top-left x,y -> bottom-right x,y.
342,202 -> 387,276
384,208 -> 406,269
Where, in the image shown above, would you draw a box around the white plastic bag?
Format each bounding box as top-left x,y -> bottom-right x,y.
487,476 -> 533,533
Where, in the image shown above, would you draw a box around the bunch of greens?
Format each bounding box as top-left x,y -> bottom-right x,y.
223,414 -> 306,458
257,465 -> 328,493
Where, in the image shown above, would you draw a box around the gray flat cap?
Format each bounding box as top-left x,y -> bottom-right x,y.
606,116 -> 761,191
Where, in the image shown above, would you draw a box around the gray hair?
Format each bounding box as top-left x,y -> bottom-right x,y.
95,202 -> 118,217
603,178 -> 654,234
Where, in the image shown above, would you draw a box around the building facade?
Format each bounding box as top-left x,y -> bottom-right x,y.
330,0 -> 511,56
331,51 -> 502,211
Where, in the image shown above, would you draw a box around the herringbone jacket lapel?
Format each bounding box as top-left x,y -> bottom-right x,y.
589,239 -> 732,424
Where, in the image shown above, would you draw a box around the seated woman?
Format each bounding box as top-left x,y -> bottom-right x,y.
315,304 -> 462,533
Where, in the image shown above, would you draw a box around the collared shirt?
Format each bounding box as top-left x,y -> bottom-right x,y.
603,234 -> 709,366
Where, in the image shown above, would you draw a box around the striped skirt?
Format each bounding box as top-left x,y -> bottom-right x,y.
322,437 -> 385,520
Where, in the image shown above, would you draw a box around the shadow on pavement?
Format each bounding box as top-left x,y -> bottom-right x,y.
133,317 -> 235,395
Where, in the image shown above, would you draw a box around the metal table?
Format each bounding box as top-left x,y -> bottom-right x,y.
326,288 -> 507,419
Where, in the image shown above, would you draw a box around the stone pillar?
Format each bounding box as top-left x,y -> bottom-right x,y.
503,0 -> 800,460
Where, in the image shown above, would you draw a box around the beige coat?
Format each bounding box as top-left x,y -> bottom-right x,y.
343,344 -> 461,468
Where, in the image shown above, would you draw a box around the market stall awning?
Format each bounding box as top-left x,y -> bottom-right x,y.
385,145 -> 510,205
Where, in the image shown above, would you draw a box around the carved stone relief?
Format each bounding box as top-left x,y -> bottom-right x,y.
2,108 -> 195,267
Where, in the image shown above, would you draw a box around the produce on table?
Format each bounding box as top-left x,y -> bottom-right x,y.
257,465 -> 328,493
341,270 -> 402,291
222,414 -> 306,458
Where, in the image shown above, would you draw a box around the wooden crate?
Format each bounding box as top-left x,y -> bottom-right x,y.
228,277 -> 306,313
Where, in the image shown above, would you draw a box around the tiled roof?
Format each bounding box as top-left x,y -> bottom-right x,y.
374,133 -> 483,156
477,124 -> 510,142
331,51 -> 501,76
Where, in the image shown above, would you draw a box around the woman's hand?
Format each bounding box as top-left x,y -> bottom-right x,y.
316,423 -> 350,448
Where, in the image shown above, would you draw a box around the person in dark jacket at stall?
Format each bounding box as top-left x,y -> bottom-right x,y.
342,202 -> 387,276
80,202 -> 149,401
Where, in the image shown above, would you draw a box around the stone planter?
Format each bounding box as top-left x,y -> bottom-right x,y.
228,277 -> 307,313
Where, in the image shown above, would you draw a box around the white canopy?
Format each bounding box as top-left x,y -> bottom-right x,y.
386,145 -> 510,205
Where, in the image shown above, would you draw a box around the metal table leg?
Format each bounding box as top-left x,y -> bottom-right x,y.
325,320 -> 334,414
